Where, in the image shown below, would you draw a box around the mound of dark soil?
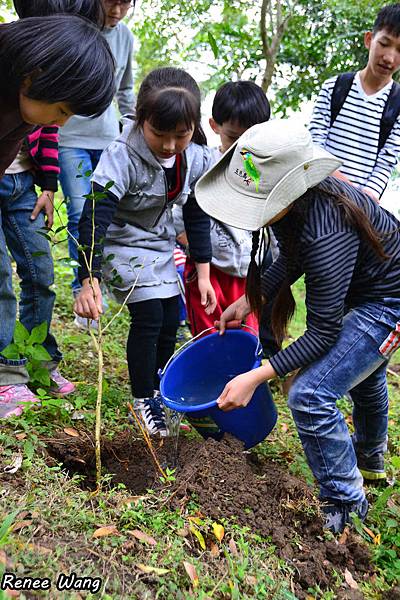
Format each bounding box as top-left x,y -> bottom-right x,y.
45,430 -> 373,598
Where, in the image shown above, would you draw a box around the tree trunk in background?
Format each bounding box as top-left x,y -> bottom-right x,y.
260,0 -> 292,92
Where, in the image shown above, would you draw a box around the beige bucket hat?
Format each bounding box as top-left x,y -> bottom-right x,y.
195,118 -> 342,231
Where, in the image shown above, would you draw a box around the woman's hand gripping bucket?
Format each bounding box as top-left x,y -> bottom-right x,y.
159,324 -> 277,449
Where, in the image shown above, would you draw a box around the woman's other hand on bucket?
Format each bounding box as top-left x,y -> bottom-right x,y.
216,295 -> 251,335
217,371 -> 259,411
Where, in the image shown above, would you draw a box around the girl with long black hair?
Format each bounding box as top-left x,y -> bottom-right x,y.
195,118 -> 400,533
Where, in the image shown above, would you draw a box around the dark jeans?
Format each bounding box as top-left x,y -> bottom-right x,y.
0,172 -> 61,385
127,296 -> 179,398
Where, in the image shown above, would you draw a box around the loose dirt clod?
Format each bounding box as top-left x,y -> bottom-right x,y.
45,430 -> 373,598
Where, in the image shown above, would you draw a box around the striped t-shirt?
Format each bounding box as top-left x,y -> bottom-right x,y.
309,72 -> 400,198
262,177 -> 400,377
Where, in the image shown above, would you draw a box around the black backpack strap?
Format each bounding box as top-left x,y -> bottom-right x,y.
379,81 -> 400,152
330,72 -> 356,126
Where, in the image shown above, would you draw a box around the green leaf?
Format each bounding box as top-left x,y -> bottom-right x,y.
14,321 -> 30,344
0,343 -> 20,360
29,345 -> 52,361
31,366 -> 51,387
31,251 -> 48,257
23,439 -> 35,462
207,30 -> 219,58
104,180 -> 115,190
28,322 -> 48,345
0,510 -> 19,545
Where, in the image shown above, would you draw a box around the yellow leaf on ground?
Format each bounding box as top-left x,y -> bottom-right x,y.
374,533 -> 381,545
15,433 -> 26,440
127,529 -> 157,546
183,561 -> 199,588
344,568 -> 358,590
92,525 -> 119,538
136,564 -> 170,575
63,427 -> 80,437
189,524 -> 206,550
212,522 -> 225,542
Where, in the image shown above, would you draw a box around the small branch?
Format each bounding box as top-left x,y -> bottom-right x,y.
127,402 -> 167,480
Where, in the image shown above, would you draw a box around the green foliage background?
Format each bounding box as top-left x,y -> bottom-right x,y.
132,0 -> 386,113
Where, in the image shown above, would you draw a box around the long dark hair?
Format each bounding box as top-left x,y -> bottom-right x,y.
0,15 -> 115,117
13,0 -> 105,26
246,178 -> 389,347
135,67 -> 207,145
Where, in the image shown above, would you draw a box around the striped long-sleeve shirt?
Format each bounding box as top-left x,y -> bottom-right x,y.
263,177 -> 400,377
309,73 -> 400,198
26,126 -> 59,192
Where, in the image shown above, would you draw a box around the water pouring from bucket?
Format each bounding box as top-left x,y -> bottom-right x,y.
159,325 -> 277,449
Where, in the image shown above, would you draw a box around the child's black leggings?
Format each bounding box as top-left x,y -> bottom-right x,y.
127,296 -> 179,398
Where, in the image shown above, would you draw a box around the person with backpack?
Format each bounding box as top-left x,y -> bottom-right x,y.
309,3 -> 400,201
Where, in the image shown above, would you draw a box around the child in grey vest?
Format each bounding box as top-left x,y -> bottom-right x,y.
74,67 -> 216,436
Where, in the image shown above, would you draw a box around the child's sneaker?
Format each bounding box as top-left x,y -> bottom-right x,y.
0,384 -> 39,419
321,497 -> 369,534
133,396 -> 168,437
50,370 -> 76,396
357,452 -> 386,483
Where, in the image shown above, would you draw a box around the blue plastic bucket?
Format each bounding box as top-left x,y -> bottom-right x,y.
159,327 -> 277,449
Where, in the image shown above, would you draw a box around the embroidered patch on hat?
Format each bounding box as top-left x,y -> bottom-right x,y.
240,150 -> 260,192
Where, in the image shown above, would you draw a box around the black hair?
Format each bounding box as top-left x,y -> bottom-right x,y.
246,178 -> 389,347
135,67 -> 207,145
13,0 -> 105,27
212,81 -> 271,128
373,3 -> 400,37
0,15 -> 115,117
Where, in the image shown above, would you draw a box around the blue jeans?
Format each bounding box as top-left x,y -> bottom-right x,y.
288,299 -> 400,504
0,172 -> 61,385
58,147 -> 103,293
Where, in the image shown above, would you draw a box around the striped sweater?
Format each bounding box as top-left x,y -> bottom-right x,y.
26,126 -> 59,192
263,177 -> 400,377
309,72 -> 400,198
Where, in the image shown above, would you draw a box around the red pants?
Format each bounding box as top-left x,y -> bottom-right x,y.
184,260 -> 259,336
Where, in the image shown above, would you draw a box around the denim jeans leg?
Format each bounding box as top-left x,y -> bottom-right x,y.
351,362 -> 389,460
0,175 -> 29,384
58,147 -> 103,294
287,301 -> 399,504
3,172 -> 61,363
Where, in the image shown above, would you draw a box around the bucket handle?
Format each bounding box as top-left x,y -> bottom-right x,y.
159,323 -> 263,378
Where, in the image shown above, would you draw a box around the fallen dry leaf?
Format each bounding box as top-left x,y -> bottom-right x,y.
245,575 -> 257,586
176,528 -> 190,537
63,427 -> 80,437
212,522 -> 225,542
344,568 -> 359,590
11,520 -> 32,533
92,525 -> 119,538
229,538 -> 239,557
15,433 -> 26,441
209,542 -> 219,557
183,561 -> 199,588
136,563 -> 170,575
119,495 -> 146,508
127,529 -> 157,546
338,526 -> 349,545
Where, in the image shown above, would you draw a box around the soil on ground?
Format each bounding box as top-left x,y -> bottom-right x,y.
45,430 -> 373,599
